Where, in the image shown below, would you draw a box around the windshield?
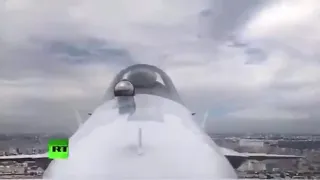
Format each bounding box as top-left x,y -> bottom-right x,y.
1,0 -> 320,179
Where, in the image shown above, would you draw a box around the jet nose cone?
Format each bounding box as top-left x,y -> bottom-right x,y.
114,80 -> 135,97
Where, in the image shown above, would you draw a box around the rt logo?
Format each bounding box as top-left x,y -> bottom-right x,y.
48,139 -> 69,159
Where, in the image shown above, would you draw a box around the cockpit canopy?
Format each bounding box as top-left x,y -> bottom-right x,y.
125,68 -> 158,88
105,64 -> 184,106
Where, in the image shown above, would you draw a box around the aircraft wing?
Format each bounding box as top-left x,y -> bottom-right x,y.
240,152 -> 304,161
0,153 -> 52,169
0,153 -> 48,162
220,147 -> 303,169
220,147 -> 303,160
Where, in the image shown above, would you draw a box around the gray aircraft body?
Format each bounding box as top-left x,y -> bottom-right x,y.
0,64 -> 302,179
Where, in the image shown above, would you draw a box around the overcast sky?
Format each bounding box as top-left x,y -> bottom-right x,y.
1,0 -> 320,134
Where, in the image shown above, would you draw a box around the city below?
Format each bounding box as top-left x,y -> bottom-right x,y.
0,133 -> 320,179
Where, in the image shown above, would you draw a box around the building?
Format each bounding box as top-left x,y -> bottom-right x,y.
8,147 -> 18,155
238,160 -> 266,172
239,139 -> 265,148
28,166 -> 43,176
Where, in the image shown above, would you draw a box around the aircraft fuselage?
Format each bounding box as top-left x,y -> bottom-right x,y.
43,64 -> 237,179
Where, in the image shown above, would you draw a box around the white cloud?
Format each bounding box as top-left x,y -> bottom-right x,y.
240,0 -> 320,55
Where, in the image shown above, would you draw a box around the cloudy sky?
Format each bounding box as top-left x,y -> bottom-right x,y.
1,0 -> 320,134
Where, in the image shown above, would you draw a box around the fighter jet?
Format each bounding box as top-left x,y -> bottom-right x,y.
0,64 -> 302,179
